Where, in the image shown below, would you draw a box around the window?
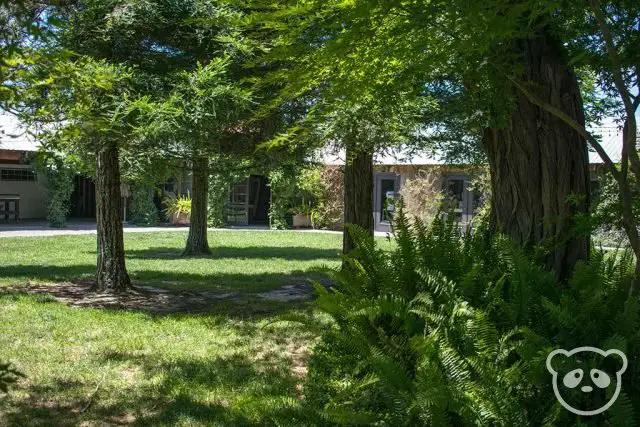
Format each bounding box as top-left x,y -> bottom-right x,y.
380,179 -> 395,223
229,181 -> 248,204
0,168 -> 36,182
446,178 -> 465,222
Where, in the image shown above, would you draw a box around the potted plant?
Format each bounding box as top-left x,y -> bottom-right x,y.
291,199 -> 313,228
163,193 -> 191,226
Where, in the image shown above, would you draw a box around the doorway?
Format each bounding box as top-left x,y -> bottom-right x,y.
444,174 -> 482,227
373,172 -> 399,232
227,175 -> 271,226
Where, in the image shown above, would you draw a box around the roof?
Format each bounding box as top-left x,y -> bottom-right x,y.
0,111 -> 628,162
322,124 -> 626,167
588,124 -> 623,164
322,145 -> 445,166
0,113 -> 40,152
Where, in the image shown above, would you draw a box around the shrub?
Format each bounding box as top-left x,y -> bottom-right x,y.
129,184 -> 159,225
208,163 -> 250,227
305,207 -> 640,425
268,168 -> 298,229
33,152 -> 76,228
312,166 -> 344,230
398,170 -> 444,225
592,173 -> 639,248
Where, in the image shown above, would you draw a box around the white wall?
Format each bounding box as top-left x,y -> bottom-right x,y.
0,163 -> 48,219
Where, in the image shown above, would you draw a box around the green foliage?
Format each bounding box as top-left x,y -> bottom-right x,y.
32,152 -> 77,228
208,157 -> 252,227
163,193 -> 191,219
311,166 -> 344,230
594,173 -> 640,232
129,184 -> 159,226
306,207 -> 640,425
0,362 -> 23,394
268,167 -> 298,229
268,165 -> 344,230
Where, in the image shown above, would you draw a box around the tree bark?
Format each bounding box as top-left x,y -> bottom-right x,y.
94,143 -> 131,292
342,144 -> 374,255
184,157 -> 211,255
484,31 -> 590,281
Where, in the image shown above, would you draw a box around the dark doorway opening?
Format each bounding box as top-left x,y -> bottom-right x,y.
248,175 -> 270,225
227,175 -> 271,226
69,175 -> 96,218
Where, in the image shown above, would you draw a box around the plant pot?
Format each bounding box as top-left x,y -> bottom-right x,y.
292,214 -> 312,229
171,212 -> 190,226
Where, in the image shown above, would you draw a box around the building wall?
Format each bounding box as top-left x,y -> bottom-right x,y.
0,163 -> 48,219
323,164 -> 488,232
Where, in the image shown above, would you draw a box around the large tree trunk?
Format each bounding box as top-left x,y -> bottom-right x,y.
342,145 -> 374,255
184,157 -> 211,255
94,143 -> 131,292
484,31 -> 590,280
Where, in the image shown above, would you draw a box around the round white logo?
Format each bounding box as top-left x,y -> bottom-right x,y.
546,346 -> 627,416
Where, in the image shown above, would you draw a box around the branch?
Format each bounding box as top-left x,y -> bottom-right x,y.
590,0 -> 635,116
507,76 -> 621,181
590,0 -> 640,179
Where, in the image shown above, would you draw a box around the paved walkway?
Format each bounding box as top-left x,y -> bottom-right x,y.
0,220 -> 392,238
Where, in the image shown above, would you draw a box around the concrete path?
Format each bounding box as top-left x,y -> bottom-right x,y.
0,220 -> 392,238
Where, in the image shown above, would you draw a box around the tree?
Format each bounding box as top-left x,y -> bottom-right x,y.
162,60 -> 251,255
252,4 -> 428,255
481,29 -> 590,281
507,0 -> 640,292
17,58 -> 154,291
252,0 -> 608,279
314,97 -> 425,254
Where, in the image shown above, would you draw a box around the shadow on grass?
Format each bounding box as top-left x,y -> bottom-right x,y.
0,264 -> 331,293
125,246 -> 340,261
0,301 -> 322,426
2,352 -> 319,426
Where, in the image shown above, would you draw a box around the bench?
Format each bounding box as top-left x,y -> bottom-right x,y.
0,194 -> 20,222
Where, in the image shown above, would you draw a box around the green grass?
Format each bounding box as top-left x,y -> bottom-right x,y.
0,294 -> 328,426
0,230 -> 394,425
0,230 -> 349,293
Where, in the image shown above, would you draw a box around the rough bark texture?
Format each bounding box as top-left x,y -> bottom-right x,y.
94,143 -> 131,292
184,157 -> 211,255
343,146 -> 374,255
484,32 -> 590,281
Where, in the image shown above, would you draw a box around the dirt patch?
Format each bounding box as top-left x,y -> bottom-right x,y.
255,283 -> 316,302
0,280 -> 320,313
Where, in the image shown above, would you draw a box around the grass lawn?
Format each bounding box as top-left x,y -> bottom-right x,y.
0,230 -> 394,426
0,294 -> 326,425
0,230 -> 349,293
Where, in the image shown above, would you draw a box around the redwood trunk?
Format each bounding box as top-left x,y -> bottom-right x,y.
184,157 -> 211,255
484,32 -> 590,280
342,145 -> 374,255
94,143 -> 131,292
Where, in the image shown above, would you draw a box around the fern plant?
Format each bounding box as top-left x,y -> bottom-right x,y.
306,206 -> 640,426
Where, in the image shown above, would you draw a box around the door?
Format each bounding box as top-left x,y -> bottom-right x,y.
374,173 -> 399,232
444,174 -> 479,228
227,178 -> 249,225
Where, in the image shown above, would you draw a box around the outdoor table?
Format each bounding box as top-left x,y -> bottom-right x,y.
0,194 -> 20,222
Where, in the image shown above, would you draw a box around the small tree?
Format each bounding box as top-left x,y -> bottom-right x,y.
162,59 -> 252,255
